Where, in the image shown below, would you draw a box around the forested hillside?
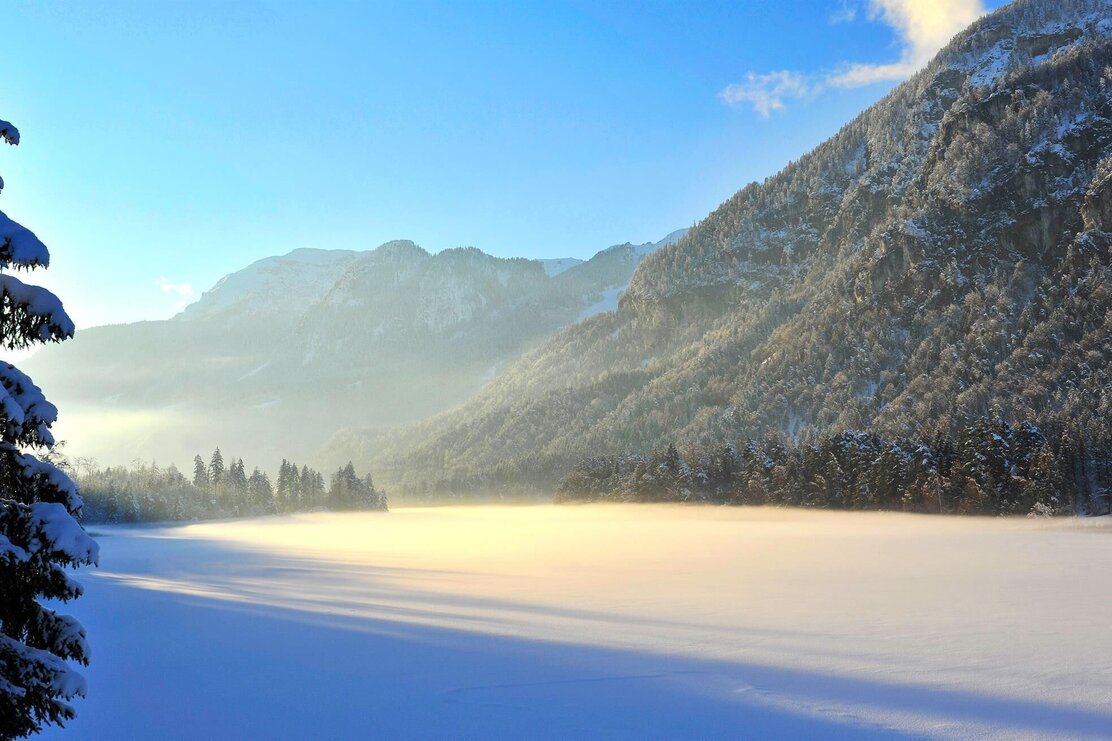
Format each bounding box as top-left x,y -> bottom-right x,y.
23,231 -> 683,466
361,0 -> 1112,511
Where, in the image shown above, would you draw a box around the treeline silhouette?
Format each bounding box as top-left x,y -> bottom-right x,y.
556,413 -> 1108,516
71,448 -> 387,523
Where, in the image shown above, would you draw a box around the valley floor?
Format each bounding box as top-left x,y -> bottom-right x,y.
41,506 -> 1112,740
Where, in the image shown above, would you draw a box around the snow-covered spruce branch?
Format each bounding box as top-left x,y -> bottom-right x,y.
0,210 -> 50,270
0,120 -> 18,195
0,116 -> 96,739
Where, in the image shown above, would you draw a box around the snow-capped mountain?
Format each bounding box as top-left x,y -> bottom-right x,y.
360,0 -> 1112,498
532,230 -> 687,278
180,248 -> 360,322
24,231 -> 681,466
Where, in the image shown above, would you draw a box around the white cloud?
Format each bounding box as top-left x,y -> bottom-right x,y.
156,277 -> 194,308
719,71 -> 814,119
829,1 -> 858,25
721,0 -> 988,116
829,0 -> 987,87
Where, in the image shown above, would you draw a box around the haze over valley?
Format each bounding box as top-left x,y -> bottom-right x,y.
4,1 -> 1112,739
24,230 -> 686,466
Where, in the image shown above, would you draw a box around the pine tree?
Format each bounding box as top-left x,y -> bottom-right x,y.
225,458 -> 247,514
328,463 -> 358,510
247,468 -> 274,513
363,472 -> 386,510
299,465 -> 319,509
0,118 -> 98,737
228,458 -> 247,496
1025,440 -> 1067,516
661,443 -> 683,479
869,444 -> 908,510
275,459 -> 292,512
192,454 -> 209,489
208,448 -> 225,486
327,462 -> 385,510
287,461 -> 301,511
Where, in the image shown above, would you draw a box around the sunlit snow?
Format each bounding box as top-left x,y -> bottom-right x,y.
45,506 -> 1112,740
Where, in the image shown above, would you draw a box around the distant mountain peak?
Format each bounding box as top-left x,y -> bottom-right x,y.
536,257 -> 583,276
654,228 -> 689,248
179,247 -> 360,321
374,239 -> 427,256
31,227 -> 687,465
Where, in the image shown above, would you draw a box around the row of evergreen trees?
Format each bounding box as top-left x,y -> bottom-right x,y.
73,448 -> 386,523
556,413 -> 1107,516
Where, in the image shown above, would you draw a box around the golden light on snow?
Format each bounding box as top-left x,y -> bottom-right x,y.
90,505 -> 1112,737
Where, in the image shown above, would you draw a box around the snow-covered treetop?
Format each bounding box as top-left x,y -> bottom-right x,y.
0,119 -> 16,193
0,120 -> 18,195
0,115 -> 93,739
0,119 -> 71,346
0,120 -> 19,146
0,117 -> 51,269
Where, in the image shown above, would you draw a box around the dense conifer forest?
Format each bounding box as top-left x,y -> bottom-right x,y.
67,450 -> 386,523
556,411 -> 1106,516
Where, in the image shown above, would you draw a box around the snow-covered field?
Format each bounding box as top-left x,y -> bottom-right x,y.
41,506 -> 1112,740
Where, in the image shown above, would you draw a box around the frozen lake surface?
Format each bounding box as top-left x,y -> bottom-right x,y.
41,505 -> 1112,739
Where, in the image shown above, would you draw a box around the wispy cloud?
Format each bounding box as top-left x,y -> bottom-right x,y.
829,1 -> 858,25
156,277 -> 194,308
721,0 -> 987,117
719,71 -> 814,119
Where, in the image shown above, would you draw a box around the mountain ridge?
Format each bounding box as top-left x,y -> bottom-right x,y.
353,0 -> 1112,500
25,230 -> 686,466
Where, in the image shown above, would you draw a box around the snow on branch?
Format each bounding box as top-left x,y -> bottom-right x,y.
0,632 -> 87,718
0,273 -> 75,347
0,445 -> 83,513
0,497 -> 97,568
0,113 -> 93,738
0,119 -> 19,195
0,121 -> 19,146
28,502 -> 98,565
0,363 -> 60,446
0,209 -> 50,269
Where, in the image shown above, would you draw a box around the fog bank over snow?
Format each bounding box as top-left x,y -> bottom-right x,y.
48,506 -> 1112,739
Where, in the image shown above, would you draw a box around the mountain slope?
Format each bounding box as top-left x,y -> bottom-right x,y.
24,233 -> 681,466
360,0 -> 1112,498
180,248 -> 361,322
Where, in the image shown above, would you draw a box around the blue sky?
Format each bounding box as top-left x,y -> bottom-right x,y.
2,0 -> 1002,327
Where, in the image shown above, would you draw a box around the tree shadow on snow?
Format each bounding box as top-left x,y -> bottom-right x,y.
42,534 -> 1112,741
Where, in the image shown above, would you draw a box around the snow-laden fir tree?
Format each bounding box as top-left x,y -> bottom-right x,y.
246,467 -> 273,513
207,447 -> 224,491
0,118 -> 98,737
192,454 -> 208,489
327,463 -> 386,511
